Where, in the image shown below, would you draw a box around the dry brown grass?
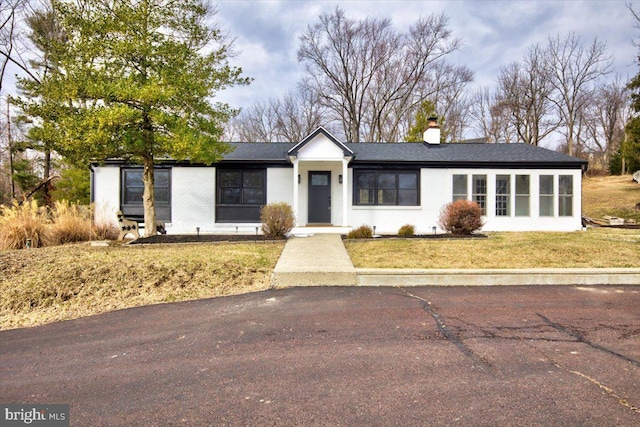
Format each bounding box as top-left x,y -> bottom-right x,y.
0,201 -> 50,249
582,175 -> 640,222
348,175 -> 640,268
48,201 -> 93,244
345,228 -> 640,269
0,241 -> 284,330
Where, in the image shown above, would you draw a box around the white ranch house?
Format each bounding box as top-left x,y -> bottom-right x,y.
91,126 -> 587,235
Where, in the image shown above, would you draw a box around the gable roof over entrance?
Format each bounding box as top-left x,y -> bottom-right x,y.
287,127 -> 354,157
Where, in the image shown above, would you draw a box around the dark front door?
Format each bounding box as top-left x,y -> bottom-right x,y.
308,171 -> 331,224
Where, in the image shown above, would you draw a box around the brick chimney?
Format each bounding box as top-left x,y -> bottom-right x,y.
423,116 -> 440,145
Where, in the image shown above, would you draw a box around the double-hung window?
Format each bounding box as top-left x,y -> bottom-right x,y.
472,175 -> 487,215
452,175 -> 468,201
558,175 -> 573,216
515,175 -> 530,216
121,168 -> 171,221
216,169 -> 266,222
495,175 -> 510,216
539,175 -> 554,216
354,170 -> 419,206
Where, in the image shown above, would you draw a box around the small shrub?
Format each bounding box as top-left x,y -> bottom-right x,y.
260,202 -> 295,239
48,201 -> 93,245
347,224 -> 373,239
438,200 -> 484,235
398,224 -> 415,237
0,200 -> 50,249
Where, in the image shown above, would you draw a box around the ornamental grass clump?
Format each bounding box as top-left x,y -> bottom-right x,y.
0,200 -> 50,249
398,224 -> 415,237
48,201 -> 93,245
347,224 -> 373,239
438,199 -> 484,235
260,202 -> 295,239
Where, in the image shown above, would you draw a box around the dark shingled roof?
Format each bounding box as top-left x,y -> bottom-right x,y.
223,142 -> 587,169
223,143 -> 294,162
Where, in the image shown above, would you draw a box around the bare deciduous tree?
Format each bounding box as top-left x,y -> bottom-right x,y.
469,86 -> 516,143
581,76 -> 630,171
496,45 -> 558,146
546,32 -> 613,156
413,61 -> 474,142
274,87 -> 328,142
297,7 -> 466,142
229,86 -> 329,142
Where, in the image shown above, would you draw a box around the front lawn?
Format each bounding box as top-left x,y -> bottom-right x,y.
344,228 -> 640,269
0,242 -> 285,330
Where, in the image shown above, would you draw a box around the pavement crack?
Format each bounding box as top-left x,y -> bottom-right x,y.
524,339 -> 640,417
401,288 -> 491,368
537,313 -> 640,368
562,368 -> 640,415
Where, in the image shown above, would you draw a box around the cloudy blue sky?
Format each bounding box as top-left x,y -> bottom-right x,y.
215,0 -> 640,110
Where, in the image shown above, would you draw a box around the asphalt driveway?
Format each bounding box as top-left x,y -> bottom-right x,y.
1,286 -> 639,426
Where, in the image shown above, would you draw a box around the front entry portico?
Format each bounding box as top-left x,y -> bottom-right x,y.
288,128 -> 353,228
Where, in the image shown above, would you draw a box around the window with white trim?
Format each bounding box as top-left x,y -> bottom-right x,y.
539,175 -> 554,217
558,175 -> 573,216
515,175 -> 530,216
452,174 -> 467,201
472,175 -> 487,215
495,175 -> 510,216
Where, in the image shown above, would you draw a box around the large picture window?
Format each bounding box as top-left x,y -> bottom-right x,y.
121,168 -> 171,221
354,170 -> 419,206
216,169 -> 266,222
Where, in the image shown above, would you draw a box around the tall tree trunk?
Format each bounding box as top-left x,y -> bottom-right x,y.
142,156 -> 157,236
7,99 -> 15,199
43,148 -> 52,207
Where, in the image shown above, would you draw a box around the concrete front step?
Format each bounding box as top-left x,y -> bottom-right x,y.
271,271 -> 357,287
271,234 -> 357,287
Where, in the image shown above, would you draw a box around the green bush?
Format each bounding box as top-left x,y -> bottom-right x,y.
398,224 -> 415,237
438,200 -> 484,235
347,224 -> 373,239
260,202 -> 295,239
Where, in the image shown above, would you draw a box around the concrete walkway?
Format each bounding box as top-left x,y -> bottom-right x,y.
271,234 -> 357,287
272,234 -> 640,287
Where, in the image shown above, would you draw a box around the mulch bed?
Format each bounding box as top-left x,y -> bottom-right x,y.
343,234 -> 488,240
130,234 -> 280,244
130,233 -> 487,244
